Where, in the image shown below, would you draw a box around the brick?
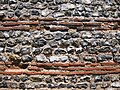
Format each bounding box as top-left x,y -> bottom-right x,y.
68,17 -> 91,22
49,26 -> 69,31
2,18 -> 18,21
58,21 -> 83,26
38,17 -> 56,21
28,66 -> 43,71
2,21 -> 39,26
83,22 -> 101,26
100,61 -> 118,66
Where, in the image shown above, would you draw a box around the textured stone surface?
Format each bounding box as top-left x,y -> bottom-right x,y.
0,0 -> 120,89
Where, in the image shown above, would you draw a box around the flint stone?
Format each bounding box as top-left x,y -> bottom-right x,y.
9,83 -> 17,88
60,3 -> 75,11
53,12 -> 65,18
111,82 -> 120,88
20,47 -> 31,55
22,55 -> 33,62
32,39 -> 46,47
0,47 -> 4,52
36,54 -> 48,62
76,83 -> 88,89
32,48 -> 42,55
114,55 -> 120,63
19,83 -> 26,89
44,34 -> 54,40
49,56 -> 59,62
49,41 -> 58,48
54,48 -> 66,55
0,32 -> 4,38
97,54 -> 113,62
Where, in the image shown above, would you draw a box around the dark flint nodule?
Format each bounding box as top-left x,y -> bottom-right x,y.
44,34 -> 54,40
15,10 -> 22,17
14,76 -> 20,82
70,77 -> 77,83
5,47 -> 14,53
0,76 -> 2,82
94,33 -> 104,38
31,10 -> 40,16
103,76 -> 111,81
22,55 -> 33,62
54,77 -> 63,83
30,0 -> 38,4
48,83 -> 58,88
20,0 -> 29,2
54,32 -> 63,40
76,83 -> 88,89
45,77 -> 52,83
97,54 -> 112,62
32,48 -> 42,55
71,40 -> 80,47
59,40 -> 70,48
21,77 -> 29,82
84,56 -> 96,63
9,0 -> 17,4
114,55 -> 120,63
71,32 -> 79,38
6,39 -> 17,47
20,47 -> 31,55
22,39 -> 31,45
98,46 -> 111,53
58,83 -> 66,88
18,3 -> 24,10
67,84 -> 75,88
19,63 -> 29,69
54,48 -> 66,55
19,83 -> 26,89
63,33 -> 71,40
0,81 -> 8,88
30,77 -> 42,82
87,47 -> 98,54
3,76 -> 11,80
32,39 -> 46,47
43,48 -> 52,55
94,76 -> 102,82
49,41 -> 58,48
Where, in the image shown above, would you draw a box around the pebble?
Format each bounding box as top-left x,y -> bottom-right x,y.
0,32 -> 4,38
22,55 -> 33,62
41,8 -> 51,17
32,39 -> 46,47
111,82 -> 120,88
76,83 -> 88,89
14,76 -> 20,82
32,48 -> 42,55
53,12 -> 65,17
54,32 -> 63,40
9,83 -> 17,88
114,55 -> 120,63
20,47 -> 31,55
60,3 -> 75,11
49,40 -> 58,48
54,48 -> 66,55
83,56 -> 96,63
59,55 -> 68,62
35,54 -> 48,62
19,83 -> 26,89
49,56 -> 59,62
44,34 -> 54,40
